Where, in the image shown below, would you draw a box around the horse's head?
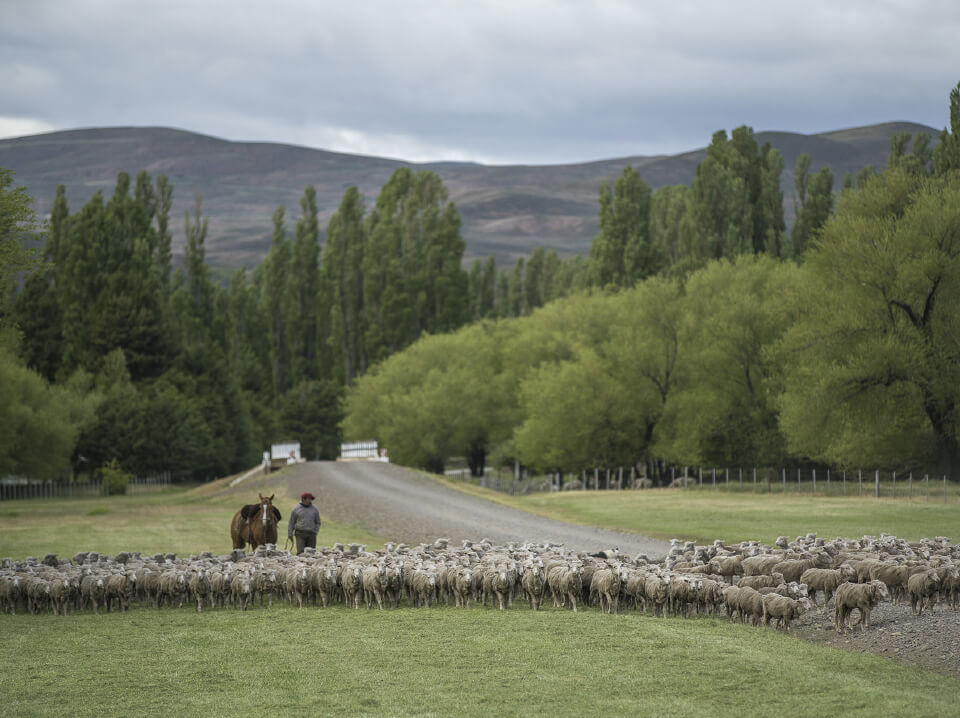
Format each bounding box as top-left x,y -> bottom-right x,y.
256,494 -> 276,524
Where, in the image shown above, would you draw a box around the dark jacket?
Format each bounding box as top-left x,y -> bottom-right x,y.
288,502 -> 321,537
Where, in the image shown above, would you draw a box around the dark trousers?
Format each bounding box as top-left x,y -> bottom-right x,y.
295,531 -> 317,555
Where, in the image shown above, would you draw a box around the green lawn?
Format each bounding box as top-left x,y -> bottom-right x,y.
1,605 -> 957,717
2,468 -> 959,717
437,479 -> 959,545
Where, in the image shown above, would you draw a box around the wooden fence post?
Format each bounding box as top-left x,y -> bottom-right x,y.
875,470 -> 879,498
813,469 -> 816,495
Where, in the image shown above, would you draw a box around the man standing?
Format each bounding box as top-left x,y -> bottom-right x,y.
288,492 -> 321,555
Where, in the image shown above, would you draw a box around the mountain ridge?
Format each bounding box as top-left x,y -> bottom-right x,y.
0,121 -> 937,269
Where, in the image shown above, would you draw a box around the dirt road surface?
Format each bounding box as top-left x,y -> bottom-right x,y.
280,461 -> 669,558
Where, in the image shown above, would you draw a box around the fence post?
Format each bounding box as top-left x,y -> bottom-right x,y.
725,467 -> 729,486
875,470 -> 879,498
797,467 -> 801,493
909,473 -> 912,500
892,471 -> 896,498
858,470 -> 862,496
945,475 -> 948,503
753,467 -> 756,488
813,469 -> 816,495
782,468 -> 786,493
925,474 -> 929,501
699,467 -> 703,487
843,471 -> 846,496
712,467 -> 716,488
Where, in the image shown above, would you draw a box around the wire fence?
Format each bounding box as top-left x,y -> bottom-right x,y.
0,472 -> 172,501
444,465 -> 959,502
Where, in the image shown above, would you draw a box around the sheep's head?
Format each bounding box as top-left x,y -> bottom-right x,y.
870,580 -> 891,601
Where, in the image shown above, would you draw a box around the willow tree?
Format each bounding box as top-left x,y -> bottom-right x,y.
779,168 -> 960,475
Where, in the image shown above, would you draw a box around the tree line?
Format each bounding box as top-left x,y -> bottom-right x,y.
345,83 -> 960,481
2,82 -> 958,483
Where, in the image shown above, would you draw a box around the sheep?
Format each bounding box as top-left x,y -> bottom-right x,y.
834,580 -> 889,633
623,569 -> 650,612
771,558 -> 821,584
644,573 -> 670,618
24,576 -> 52,615
487,565 -> 514,611
734,586 -> 765,626
230,571 -> 253,611
548,564 -> 583,612
761,593 -> 812,630
79,574 -> 105,614
49,575 -> 74,616
800,566 -> 856,611
867,563 -> 910,604
308,564 -> 340,608
362,564 -> 388,610
668,574 -> 700,618
410,568 -> 439,608
589,564 -> 624,615
709,555 -> 743,584
158,570 -> 187,609
208,568 -> 233,608
453,568 -> 477,608
736,572 -> 786,591
0,575 -> 23,614
188,569 -> 212,612
285,566 -> 311,609
250,567 -> 278,607
341,563 -> 364,608
519,564 -> 544,610
741,555 -> 783,576
104,572 -> 132,613
722,585 -> 743,622
694,578 -> 725,616
907,570 -> 940,616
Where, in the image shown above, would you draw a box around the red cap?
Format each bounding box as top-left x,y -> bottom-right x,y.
300,492 -> 315,500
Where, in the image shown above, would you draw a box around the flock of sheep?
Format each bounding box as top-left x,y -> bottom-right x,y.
1,533 -> 957,635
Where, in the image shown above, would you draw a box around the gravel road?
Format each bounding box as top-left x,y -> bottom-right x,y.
280,460 -> 669,558
261,460 -> 959,678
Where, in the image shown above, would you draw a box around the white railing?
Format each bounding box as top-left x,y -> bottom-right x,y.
338,440 -> 388,462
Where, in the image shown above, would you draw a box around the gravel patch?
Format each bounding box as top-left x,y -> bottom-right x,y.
281,461 -> 669,558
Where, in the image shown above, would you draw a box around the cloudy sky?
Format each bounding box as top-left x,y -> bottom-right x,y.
2,1 -> 959,165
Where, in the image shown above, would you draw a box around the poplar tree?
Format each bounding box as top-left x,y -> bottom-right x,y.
289,185 -> 320,384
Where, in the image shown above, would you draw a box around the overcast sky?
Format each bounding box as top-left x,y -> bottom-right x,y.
2,1 -> 959,165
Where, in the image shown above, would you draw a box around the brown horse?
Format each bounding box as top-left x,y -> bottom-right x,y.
231,493 -> 281,550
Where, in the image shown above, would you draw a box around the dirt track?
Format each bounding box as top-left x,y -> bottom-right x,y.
278,460 -> 669,557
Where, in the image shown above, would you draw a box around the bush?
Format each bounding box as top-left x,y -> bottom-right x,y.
100,458 -> 131,496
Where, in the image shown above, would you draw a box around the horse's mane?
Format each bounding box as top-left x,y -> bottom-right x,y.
239,504 -> 282,521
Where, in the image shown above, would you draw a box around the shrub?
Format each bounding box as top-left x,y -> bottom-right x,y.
100,459 -> 132,496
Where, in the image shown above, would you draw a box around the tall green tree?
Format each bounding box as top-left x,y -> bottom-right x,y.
263,206 -> 292,395
589,166 -> 656,286
933,81 -> 960,176
0,168 -> 42,331
779,168 -> 960,475
289,185 -> 320,384
319,186 -> 366,385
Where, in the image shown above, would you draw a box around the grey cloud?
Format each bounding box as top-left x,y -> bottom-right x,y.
1,1 -> 958,163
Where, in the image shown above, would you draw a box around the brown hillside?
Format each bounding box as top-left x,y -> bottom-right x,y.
0,122 -> 936,269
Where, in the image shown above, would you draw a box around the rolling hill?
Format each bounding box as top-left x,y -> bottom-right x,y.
0,121 -> 937,269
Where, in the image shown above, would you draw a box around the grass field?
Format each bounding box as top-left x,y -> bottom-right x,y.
2,468 -> 959,717
2,604 -> 958,717
0,470 -> 386,560
437,479 -> 960,545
